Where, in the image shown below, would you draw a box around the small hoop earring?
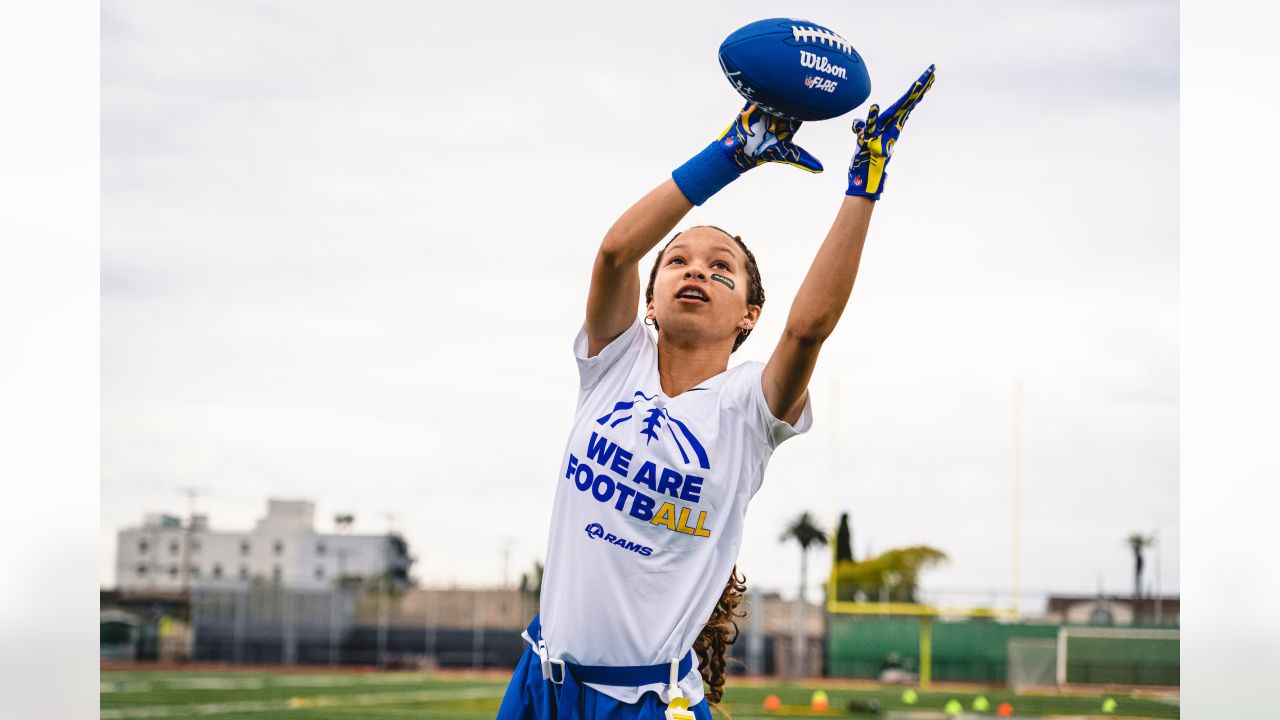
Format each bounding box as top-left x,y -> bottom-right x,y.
644,316 -> 656,327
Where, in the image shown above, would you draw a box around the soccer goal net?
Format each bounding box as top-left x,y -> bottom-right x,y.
1053,626 -> 1180,687
1007,638 -> 1057,688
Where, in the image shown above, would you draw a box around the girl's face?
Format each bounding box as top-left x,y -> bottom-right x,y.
646,227 -> 760,350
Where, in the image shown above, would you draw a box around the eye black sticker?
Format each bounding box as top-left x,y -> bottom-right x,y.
711,273 -> 735,291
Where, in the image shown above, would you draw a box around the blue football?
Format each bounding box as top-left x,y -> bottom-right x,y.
718,18 -> 871,122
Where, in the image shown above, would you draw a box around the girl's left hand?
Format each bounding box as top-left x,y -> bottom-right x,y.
847,64 -> 937,201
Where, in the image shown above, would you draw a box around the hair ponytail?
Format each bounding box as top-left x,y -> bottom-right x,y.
694,566 -> 748,706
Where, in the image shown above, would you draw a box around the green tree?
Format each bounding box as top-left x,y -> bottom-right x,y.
833,545 -> 948,603
835,513 -> 854,563
780,512 -> 828,677
834,513 -> 857,601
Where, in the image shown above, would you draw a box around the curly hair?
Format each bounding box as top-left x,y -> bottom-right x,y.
694,565 -> 748,706
644,226 -> 765,352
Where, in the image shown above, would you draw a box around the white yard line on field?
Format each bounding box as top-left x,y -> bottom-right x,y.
100,673 -> 430,693
100,686 -> 503,719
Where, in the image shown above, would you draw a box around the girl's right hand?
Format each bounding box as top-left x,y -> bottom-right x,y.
714,102 -> 824,174
671,102 -> 822,207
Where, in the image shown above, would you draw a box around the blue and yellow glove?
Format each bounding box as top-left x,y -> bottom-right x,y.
673,102 -> 822,206
847,64 -> 936,201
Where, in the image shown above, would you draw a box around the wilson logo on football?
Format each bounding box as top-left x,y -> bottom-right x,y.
804,76 -> 838,93
798,51 -> 848,79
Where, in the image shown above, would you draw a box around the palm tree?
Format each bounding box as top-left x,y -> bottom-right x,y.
780,512 -> 828,678
1125,532 -> 1154,619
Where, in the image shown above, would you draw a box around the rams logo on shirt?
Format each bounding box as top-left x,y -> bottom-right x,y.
584,522 -> 654,556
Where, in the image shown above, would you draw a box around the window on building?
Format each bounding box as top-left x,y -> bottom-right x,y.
212,563 -> 223,579
239,566 -> 249,581
136,564 -> 147,576
273,540 -> 284,556
169,540 -> 180,555
190,565 -> 201,579
315,566 -> 324,581
272,566 -> 282,584
316,541 -> 326,556
138,539 -> 148,554
240,540 -> 250,556
168,565 -> 178,578
191,539 -> 201,553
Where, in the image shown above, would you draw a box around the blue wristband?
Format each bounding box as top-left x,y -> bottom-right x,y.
671,142 -> 743,206
845,174 -> 885,201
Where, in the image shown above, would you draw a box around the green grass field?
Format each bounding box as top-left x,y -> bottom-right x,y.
100,669 -> 1180,719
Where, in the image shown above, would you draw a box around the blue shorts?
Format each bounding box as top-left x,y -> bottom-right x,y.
496,645 -> 715,720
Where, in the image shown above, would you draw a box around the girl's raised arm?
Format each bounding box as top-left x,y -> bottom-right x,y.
585,104 -> 823,357
586,180 -> 692,357
763,66 -> 937,424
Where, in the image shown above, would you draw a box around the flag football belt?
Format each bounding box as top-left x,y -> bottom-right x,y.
523,614 -> 698,720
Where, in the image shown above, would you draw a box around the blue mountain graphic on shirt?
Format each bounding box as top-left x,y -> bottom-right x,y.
596,391 -> 711,470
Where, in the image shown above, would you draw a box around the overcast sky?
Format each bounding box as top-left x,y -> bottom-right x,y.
101,0 -> 1178,608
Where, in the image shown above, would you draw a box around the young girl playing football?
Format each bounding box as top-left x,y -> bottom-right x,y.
497,65 -> 935,720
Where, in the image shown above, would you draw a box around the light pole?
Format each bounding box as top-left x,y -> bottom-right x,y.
377,573 -> 389,669
424,588 -> 438,667
330,548 -> 352,666
176,486 -> 207,593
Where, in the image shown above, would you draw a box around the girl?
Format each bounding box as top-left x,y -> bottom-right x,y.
498,65 -> 936,720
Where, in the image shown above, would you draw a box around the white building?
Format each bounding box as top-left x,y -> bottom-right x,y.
114,499 -> 413,592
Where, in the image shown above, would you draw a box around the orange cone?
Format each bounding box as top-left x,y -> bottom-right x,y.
763,694 -> 781,711
997,701 -> 1014,717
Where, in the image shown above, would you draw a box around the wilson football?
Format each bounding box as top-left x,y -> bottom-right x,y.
718,18 -> 871,121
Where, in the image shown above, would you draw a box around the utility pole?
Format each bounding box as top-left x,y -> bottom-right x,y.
377,573 -> 389,669
328,581 -> 341,666
330,548 -> 352,666
377,513 -> 395,669
502,538 -> 513,588
795,549 -> 808,679
176,486 -> 205,593
233,576 -> 247,665
472,591 -> 486,669
282,583 -> 297,665
424,586 -> 438,667
746,586 -> 764,675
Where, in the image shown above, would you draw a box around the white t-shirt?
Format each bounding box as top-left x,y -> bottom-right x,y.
535,318 -> 812,705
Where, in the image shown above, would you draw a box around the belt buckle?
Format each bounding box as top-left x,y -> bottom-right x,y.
546,657 -> 566,685
536,640 -> 566,684
536,640 -> 551,680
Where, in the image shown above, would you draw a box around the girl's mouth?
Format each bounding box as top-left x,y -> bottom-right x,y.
675,284 -> 710,303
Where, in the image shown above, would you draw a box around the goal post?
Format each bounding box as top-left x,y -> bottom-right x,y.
826,599 -> 1018,688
